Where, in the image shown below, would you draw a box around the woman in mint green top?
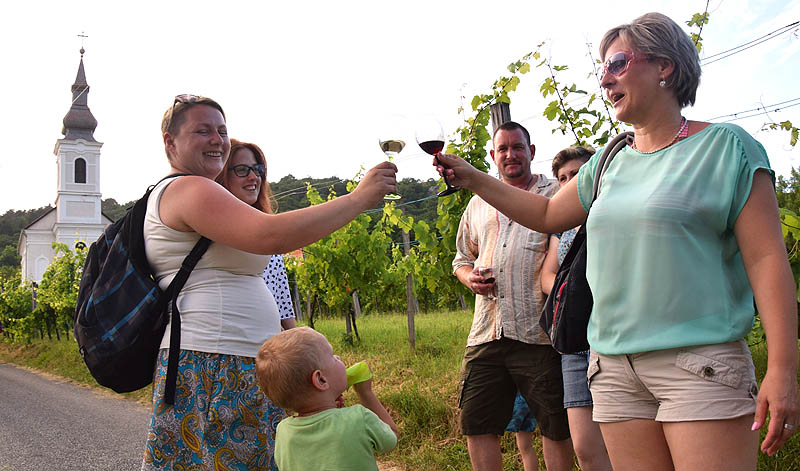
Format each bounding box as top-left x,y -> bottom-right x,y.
435,12 -> 798,471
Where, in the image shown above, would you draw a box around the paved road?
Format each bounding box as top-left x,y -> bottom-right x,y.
0,362 -> 151,471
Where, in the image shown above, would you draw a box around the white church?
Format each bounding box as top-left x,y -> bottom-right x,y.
18,49 -> 113,282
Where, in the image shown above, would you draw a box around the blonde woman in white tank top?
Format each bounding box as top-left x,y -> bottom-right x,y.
140,95 -> 397,471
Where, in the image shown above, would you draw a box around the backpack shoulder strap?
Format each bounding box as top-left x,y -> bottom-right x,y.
147,173 -> 210,406
163,236 -> 212,405
590,131 -> 633,204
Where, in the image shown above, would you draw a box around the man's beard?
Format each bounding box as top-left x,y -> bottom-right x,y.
500,162 -> 525,179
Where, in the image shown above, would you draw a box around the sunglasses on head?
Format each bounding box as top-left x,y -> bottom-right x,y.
230,164 -> 266,179
165,94 -> 208,132
597,50 -> 649,78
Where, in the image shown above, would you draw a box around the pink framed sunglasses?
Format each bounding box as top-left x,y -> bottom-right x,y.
597,50 -> 650,78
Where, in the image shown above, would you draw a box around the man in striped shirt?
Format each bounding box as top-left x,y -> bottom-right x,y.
452,121 -> 572,471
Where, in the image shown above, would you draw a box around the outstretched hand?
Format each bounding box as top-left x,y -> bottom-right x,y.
433,153 -> 481,189
351,161 -> 398,208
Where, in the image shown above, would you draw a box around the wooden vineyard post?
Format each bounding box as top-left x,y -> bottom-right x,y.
291,276 -> 302,321
490,102 -> 511,133
402,230 -> 418,349
458,294 -> 467,310
352,290 -> 362,318
305,291 -> 311,320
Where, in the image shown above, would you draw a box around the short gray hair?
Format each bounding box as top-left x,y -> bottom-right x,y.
599,12 -> 701,108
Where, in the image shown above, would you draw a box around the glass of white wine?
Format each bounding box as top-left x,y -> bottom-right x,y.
376,115 -> 407,200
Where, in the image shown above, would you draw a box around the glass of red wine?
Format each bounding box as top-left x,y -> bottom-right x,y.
476,266 -> 497,300
416,116 -> 461,197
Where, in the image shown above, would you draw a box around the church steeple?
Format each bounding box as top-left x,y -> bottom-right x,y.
61,48 -> 97,142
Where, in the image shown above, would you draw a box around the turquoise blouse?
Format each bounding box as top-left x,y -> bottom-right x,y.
576,123 -> 774,355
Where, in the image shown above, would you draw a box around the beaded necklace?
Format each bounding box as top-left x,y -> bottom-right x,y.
632,117 -> 689,154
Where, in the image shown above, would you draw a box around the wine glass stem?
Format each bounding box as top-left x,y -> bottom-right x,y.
435,155 -> 453,187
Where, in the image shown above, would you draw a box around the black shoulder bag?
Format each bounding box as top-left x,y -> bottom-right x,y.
539,132 -> 633,354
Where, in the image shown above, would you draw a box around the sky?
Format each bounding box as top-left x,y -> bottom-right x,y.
1,0 -> 799,214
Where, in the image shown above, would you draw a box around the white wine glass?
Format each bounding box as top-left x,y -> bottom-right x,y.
376,114 -> 407,200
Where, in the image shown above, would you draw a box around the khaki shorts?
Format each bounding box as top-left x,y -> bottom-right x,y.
588,339 -> 758,423
458,338 -> 570,441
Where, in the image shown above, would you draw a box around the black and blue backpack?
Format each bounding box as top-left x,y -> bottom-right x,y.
74,175 -> 210,405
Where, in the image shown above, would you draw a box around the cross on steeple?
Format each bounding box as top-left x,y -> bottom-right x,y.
78,31 -> 88,56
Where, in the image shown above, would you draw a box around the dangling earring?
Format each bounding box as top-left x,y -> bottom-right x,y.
659,79 -> 667,88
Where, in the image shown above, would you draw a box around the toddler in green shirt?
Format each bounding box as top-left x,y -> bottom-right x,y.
256,327 -> 398,471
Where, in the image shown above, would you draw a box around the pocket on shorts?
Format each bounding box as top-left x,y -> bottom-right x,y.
457,364 -> 473,409
675,350 -> 744,389
586,351 -> 600,388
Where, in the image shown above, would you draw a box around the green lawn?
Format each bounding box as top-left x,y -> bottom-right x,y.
1,311 -> 798,470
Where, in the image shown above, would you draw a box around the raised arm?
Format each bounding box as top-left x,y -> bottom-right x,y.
159,162 -> 397,254
353,377 -> 398,437
734,170 -> 799,455
540,235 -> 561,296
436,154 -> 586,234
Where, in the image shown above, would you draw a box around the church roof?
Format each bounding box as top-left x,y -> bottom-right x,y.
61,48 -> 98,142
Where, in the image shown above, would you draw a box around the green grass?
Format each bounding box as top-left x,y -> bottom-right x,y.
1,312 -> 799,470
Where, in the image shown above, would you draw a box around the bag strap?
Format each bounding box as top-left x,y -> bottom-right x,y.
590,132 -> 633,204
149,173 -> 212,406
163,236 -> 211,405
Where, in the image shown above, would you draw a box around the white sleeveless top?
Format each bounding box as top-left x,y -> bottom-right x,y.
143,177 -> 281,358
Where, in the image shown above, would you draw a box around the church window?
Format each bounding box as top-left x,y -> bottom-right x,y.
75,158 -> 86,183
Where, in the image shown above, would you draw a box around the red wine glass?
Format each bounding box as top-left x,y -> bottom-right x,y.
416,116 -> 460,197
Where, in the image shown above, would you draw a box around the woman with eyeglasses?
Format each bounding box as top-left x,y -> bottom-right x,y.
215,139 -> 298,331
141,96 -> 396,471
435,12 -> 798,470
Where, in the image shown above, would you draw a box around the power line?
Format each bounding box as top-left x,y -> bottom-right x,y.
701,21 -> 798,66
721,102 -> 800,123
363,194 -> 438,214
706,97 -> 800,121
272,178 -> 346,201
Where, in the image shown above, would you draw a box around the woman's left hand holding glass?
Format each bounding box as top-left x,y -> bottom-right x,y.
351,161 -> 398,208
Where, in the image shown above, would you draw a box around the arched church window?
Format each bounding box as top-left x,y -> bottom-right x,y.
75,158 -> 86,183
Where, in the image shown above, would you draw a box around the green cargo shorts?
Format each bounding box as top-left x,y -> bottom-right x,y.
457,337 -> 570,441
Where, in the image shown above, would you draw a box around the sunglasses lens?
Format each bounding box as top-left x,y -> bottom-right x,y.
606,52 -> 630,76
175,94 -> 201,104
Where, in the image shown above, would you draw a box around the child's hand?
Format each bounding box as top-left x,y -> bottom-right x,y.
335,394 -> 345,408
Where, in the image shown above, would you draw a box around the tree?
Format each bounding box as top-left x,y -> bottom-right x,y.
776,167 -> 800,213
0,245 -> 20,267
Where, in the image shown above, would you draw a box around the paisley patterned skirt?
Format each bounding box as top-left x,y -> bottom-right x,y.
141,349 -> 285,471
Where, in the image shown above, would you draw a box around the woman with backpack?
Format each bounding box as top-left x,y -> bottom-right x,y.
140,95 -> 396,471
539,145 -> 611,471
435,12 -> 798,471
